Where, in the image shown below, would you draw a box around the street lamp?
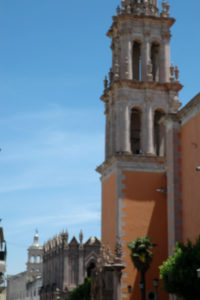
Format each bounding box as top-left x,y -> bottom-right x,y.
153,278 -> 159,300
196,268 -> 200,278
156,188 -> 166,194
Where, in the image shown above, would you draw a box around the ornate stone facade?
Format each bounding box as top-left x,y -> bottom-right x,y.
40,231 -> 100,300
91,240 -> 124,300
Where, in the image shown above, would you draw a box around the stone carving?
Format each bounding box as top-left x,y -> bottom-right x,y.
175,66 -> 179,82
116,6 -> 121,15
118,0 -> 159,17
160,0 -> 170,18
104,75 -> 108,90
114,59 -> 120,81
91,240 -> 125,300
170,63 -> 175,82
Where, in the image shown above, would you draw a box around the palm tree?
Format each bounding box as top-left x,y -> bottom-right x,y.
128,236 -> 156,300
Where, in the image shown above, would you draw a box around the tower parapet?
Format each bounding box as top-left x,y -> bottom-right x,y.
119,0 -> 159,17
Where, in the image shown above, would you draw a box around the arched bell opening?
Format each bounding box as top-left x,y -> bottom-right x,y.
151,42 -> 160,81
132,41 -> 142,81
130,108 -> 142,154
154,109 -> 165,156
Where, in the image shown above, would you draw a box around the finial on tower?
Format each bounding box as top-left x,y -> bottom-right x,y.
33,229 -> 39,246
79,230 -> 83,244
161,0 -> 170,17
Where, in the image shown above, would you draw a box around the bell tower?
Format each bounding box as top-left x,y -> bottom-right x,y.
97,0 -> 182,299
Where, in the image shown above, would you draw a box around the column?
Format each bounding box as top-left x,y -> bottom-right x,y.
120,35 -> 131,80
123,104 -> 131,153
115,102 -> 131,153
127,40 -> 132,80
109,107 -> 115,157
113,266 -> 124,300
160,34 -> 170,82
115,102 -> 122,152
141,35 -> 150,81
143,100 -> 154,155
105,104 -> 110,159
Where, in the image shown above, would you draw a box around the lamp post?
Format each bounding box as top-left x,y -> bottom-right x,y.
139,280 -> 145,300
153,278 -> 159,300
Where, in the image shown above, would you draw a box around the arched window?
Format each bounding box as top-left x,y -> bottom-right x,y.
151,42 -> 160,81
154,109 -> 165,156
132,41 -> 141,81
130,108 -> 142,154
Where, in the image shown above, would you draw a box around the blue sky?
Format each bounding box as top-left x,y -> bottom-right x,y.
0,0 -> 199,275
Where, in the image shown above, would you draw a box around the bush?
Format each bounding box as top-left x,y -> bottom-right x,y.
160,237 -> 200,300
67,277 -> 91,300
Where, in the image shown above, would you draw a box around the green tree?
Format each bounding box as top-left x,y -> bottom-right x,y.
160,237 -> 200,300
128,236 -> 156,300
67,277 -> 91,300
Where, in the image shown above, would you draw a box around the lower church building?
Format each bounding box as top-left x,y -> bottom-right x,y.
40,231 -> 100,300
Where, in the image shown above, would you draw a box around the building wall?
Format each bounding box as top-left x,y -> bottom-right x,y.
181,112 -> 200,242
0,288 -> 6,300
26,278 -> 42,300
7,272 -> 27,300
121,171 -> 168,300
102,173 -> 117,251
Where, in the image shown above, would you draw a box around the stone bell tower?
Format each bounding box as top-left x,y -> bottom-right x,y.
97,0 -> 182,299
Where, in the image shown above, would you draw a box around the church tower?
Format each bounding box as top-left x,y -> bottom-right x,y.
97,0 -> 182,299
26,231 -> 43,283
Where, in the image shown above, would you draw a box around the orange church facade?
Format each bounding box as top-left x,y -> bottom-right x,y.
97,1 -> 200,299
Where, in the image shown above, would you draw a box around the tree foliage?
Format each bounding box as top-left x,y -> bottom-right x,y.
128,236 -> 156,272
67,277 -> 91,300
160,237 -> 200,300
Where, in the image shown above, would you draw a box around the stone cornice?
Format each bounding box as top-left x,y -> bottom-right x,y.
107,15 -> 175,38
178,93 -> 200,122
101,80 -> 183,102
96,154 -> 166,175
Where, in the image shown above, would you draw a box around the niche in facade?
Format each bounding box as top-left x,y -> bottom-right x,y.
151,42 -> 160,81
132,41 -> 141,81
130,108 -> 142,154
87,262 -> 96,277
154,109 -> 165,156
